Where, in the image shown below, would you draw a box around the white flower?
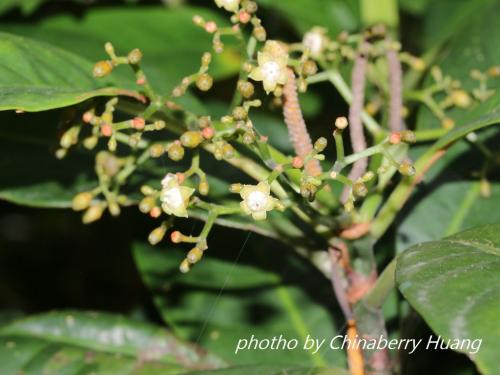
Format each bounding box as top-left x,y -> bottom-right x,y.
248,40 -> 288,94
239,182 -> 278,220
303,28 -> 327,57
214,0 -> 239,12
160,173 -> 194,218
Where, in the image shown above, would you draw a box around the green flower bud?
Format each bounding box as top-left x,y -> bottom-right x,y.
399,161 -> 416,176
72,192 -> 93,211
141,185 -> 156,196
353,182 -> 368,198
139,196 -> 156,214
302,60 -> 318,76
400,130 -> 416,144
253,26 -> 266,41
83,136 -> 98,150
108,201 -> 121,216
199,181 -> 210,195
127,48 -> 143,64
314,137 -> 327,152
196,73 -> 213,91
60,126 -> 80,149
230,183 -> 243,193
149,143 -> 165,158
148,225 -> 167,245
237,80 -> 255,98
180,131 -> 204,148
187,247 -> 203,264
167,142 -> 185,161
232,106 -> 247,121
198,116 -> 212,128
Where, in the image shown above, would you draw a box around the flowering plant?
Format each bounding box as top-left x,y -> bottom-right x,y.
0,0 -> 499,374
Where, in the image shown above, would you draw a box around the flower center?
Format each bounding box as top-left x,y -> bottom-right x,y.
247,191 -> 268,211
163,188 -> 183,209
262,61 -> 281,82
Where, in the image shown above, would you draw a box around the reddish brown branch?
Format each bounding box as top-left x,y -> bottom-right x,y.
386,40 -> 405,132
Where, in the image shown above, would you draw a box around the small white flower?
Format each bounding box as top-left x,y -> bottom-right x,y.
303,28 -> 327,57
239,181 -> 278,220
160,173 -> 194,218
248,40 -> 289,94
214,0 -> 239,12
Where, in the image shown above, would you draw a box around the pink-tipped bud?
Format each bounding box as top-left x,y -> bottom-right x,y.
171,231 -> 183,243
202,127 -> 215,139
204,21 -> 217,33
292,156 -> 304,169
389,132 -> 401,145
132,117 -> 145,130
101,124 -> 113,137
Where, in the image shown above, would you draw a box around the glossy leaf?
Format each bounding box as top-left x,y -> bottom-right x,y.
397,224 -> 500,375
133,241 -> 345,367
0,32 -> 140,112
3,6 -> 241,95
0,310 -> 224,374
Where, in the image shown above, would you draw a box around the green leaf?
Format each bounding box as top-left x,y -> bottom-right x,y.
185,365 -> 348,375
133,241 -> 345,367
0,32 -> 140,112
417,2 -> 500,130
396,224 -> 500,375
257,0 -> 359,36
0,310 -> 224,374
3,6 -> 241,94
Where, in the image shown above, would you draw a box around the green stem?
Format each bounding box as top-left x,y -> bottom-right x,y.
363,258 -> 396,309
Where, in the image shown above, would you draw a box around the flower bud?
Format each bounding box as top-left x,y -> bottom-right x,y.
132,117 -> 145,130
202,127 -> 215,139
187,247 -> 203,264
222,143 -> 235,159
292,156 -> 304,169
450,90 -> 471,108
335,116 -> 348,130
83,136 -> 98,150
238,80 -> 255,98
230,183 -> 243,193
167,142 -> 185,161
141,185 -> 156,195
400,130 -> 416,144
108,201 -> 121,216
442,117 -> 455,129
82,203 -> 105,224
179,259 -> 191,274
201,52 -> 212,67
72,192 -> 93,211
149,143 -> 165,158
389,132 -> 401,145
353,182 -> 368,198
302,60 -> 318,76
253,26 -> 266,41
314,137 -> 327,152
198,116 -> 212,128
399,161 -> 416,176
127,48 -> 143,64
199,181 -> 210,195
170,231 -> 183,243
139,196 -> 156,214
245,0 -> 258,12
93,60 -> 113,78
232,106 -> 247,121
196,74 -> 213,91
149,206 -> 162,218
101,123 -> 113,137
148,225 -> 167,245
180,131 -> 204,148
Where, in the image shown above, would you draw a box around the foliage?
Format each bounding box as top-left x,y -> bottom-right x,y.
0,0 -> 499,374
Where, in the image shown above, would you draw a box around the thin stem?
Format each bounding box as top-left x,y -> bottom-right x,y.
362,258 -> 396,309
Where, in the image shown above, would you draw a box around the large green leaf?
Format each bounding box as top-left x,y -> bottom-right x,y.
0,310 -> 224,374
396,224 -> 500,375
3,6 -> 241,94
0,32 -> 140,112
133,241 -> 345,367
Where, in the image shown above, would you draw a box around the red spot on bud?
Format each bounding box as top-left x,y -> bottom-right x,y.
170,231 -> 182,243
149,206 -> 161,218
238,11 -> 251,24
202,127 -> 215,139
260,135 -> 268,142
175,172 -> 185,184
132,117 -> 145,130
101,124 -> 113,137
82,111 -> 93,123
389,132 -> 401,145
204,21 -> 217,33
292,156 -> 304,169
136,77 -> 146,85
